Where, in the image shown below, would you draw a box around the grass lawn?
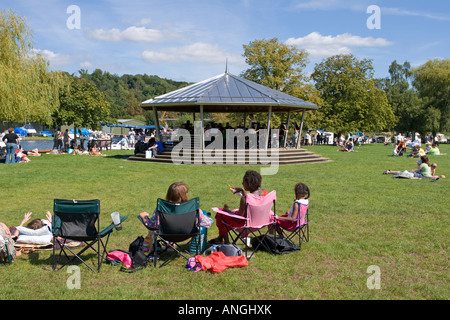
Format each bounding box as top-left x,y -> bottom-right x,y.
0,143 -> 448,300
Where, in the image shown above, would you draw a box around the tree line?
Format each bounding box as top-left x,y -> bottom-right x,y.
1,10 -> 448,138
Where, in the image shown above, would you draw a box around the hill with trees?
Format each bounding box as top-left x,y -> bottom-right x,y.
78,69 -> 192,124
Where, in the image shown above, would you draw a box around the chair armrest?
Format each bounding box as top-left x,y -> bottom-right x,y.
100,216 -> 127,236
211,207 -> 248,220
137,215 -> 158,230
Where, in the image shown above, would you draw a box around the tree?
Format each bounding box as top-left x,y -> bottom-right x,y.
53,76 -> 112,145
242,38 -> 309,93
0,9 -> 65,124
312,54 -> 396,135
376,60 -> 423,135
240,38 -> 322,129
79,69 -> 191,123
412,59 -> 450,135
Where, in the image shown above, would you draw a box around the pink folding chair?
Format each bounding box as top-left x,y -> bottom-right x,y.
212,190 -> 276,259
274,201 -> 309,249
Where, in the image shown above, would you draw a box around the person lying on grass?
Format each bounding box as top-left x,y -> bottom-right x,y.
383,155 -> 444,180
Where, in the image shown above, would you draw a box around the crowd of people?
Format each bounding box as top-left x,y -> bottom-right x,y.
384,134 -> 446,181
51,128 -> 113,154
0,128 -> 43,164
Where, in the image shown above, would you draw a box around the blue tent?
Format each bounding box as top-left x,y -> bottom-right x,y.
103,123 -> 159,129
14,127 -> 27,136
70,128 -> 90,135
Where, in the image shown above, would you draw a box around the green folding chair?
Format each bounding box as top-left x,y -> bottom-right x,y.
152,197 -> 201,268
52,199 -> 127,272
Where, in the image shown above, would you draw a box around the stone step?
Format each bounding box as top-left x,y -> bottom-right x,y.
128,147 -> 330,165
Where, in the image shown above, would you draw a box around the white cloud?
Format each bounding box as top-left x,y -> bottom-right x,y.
85,26 -> 179,42
79,61 -> 93,69
295,0 -> 370,11
142,42 -> 245,64
382,7 -> 450,21
285,32 -> 393,57
32,49 -> 73,67
295,1 -> 450,21
136,18 -> 152,26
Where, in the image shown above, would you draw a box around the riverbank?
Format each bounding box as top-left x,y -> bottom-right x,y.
21,136 -> 53,141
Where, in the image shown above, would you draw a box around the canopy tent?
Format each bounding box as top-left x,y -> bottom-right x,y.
141,71 -> 318,148
14,127 -> 28,136
102,124 -> 159,130
70,128 -> 90,136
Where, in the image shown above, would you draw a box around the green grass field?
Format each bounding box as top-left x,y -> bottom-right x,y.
0,143 -> 449,300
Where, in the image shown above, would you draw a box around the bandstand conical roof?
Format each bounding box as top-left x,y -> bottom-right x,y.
141,72 -> 318,113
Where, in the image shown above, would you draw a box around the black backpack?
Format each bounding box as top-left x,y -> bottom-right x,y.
251,235 -> 300,254
107,236 -> 148,273
126,236 -> 148,270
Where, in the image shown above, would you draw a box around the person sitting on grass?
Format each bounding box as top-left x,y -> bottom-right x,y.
408,145 -> 425,158
15,146 -> 31,163
393,141 -> 406,156
428,144 -> 441,155
338,140 -> 354,152
430,163 -> 445,180
90,144 -> 105,156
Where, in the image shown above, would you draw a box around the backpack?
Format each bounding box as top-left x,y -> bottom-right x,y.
217,244 -> 242,256
251,234 -> 299,254
107,236 -> 148,272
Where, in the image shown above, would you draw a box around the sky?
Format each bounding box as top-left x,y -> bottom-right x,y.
2,0 -> 449,83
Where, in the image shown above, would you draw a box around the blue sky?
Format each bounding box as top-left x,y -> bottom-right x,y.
2,0 -> 449,82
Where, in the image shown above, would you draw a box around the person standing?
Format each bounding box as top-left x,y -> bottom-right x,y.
128,128 -> 136,149
53,128 -> 62,150
2,128 -> 19,164
63,129 -> 70,151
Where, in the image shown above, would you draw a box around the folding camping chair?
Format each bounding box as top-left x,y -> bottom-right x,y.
151,197 -> 201,268
274,200 -> 309,249
0,232 -> 14,266
52,199 -> 127,272
212,190 -> 277,259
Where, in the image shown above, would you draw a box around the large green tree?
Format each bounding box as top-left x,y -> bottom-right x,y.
53,76 -> 112,145
376,60 -> 423,135
312,54 -> 397,135
240,38 -> 322,129
412,59 -> 450,135
0,9 -> 65,125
